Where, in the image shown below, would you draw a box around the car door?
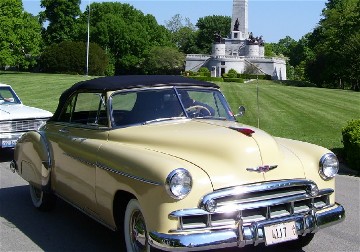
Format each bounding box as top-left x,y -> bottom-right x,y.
46,92 -> 108,214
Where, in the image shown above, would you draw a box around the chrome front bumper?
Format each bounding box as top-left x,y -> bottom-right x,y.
149,203 -> 345,251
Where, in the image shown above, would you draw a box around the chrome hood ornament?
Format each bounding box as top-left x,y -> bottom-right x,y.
246,165 -> 278,173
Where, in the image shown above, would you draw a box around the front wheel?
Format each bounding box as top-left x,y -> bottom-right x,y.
124,199 -> 150,252
29,184 -> 56,211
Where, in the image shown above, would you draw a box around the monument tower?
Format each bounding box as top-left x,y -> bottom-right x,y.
231,0 -> 248,37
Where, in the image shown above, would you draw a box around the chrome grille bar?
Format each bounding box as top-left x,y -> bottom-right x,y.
0,119 -> 48,133
169,180 -> 334,232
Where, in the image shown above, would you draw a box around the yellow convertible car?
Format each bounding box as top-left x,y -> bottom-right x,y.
11,75 -> 345,251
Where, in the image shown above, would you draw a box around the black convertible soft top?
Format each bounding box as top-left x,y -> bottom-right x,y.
52,75 -> 219,120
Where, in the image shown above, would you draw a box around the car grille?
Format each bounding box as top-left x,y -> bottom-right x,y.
0,119 -> 48,133
169,180 -> 333,231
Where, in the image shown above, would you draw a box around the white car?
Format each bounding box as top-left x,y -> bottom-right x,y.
0,83 -> 53,148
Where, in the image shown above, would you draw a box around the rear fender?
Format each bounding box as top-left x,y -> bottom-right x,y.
14,131 -> 52,192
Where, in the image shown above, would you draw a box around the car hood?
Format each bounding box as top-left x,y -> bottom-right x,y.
109,120 -> 305,190
0,104 -> 53,121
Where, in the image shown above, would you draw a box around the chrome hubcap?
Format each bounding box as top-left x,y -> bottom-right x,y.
130,209 -> 147,251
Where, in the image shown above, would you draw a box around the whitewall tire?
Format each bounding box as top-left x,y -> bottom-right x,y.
124,199 -> 150,252
29,184 -> 56,211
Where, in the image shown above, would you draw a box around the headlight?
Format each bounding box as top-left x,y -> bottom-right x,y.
36,119 -> 49,130
319,153 -> 339,180
0,121 -> 12,132
166,168 -> 192,199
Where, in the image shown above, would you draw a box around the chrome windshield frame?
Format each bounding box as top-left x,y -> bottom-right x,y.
108,86 -> 235,129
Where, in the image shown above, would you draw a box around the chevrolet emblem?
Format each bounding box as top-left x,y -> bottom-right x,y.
246,165 -> 278,173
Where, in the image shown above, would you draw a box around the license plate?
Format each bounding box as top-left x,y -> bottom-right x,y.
264,221 -> 298,245
1,139 -> 17,148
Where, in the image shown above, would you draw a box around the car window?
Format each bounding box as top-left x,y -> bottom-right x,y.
58,92 -> 107,126
110,88 -> 234,127
111,92 -> 137,111
178,89 -> 234,120
0,87 -> 21,105
111,89 -> 185,126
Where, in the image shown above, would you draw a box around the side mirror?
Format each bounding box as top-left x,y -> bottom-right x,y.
235,106 -> 246,117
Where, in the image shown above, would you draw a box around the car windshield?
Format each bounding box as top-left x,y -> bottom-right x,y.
110,87 -> 235,127
0,86 -> 21,105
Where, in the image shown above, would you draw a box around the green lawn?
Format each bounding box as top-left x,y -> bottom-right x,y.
0,72 -> 92,112
219,80 -> 360,151
1,72 -> 359,152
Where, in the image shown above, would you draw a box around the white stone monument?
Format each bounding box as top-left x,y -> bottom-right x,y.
185,0 -> 287,80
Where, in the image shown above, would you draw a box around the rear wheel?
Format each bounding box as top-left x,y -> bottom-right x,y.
29,184 -> 56,211
124,199 -> 150,252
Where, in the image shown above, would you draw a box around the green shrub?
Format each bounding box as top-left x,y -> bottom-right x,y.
187,76 -> 223,82
184,71 -> 197,76
210,77 -> 223,82
342,119 -> 360,171
197,67 -> 211,77
198,67 -> 210,74
39,41 -> 109,76
239,74 -> 271,80
227,69 -> 238,78
223,78 -> 244,83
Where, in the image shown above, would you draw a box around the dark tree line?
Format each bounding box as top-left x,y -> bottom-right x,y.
267,0 -> 359,90
0,0 -> 42,70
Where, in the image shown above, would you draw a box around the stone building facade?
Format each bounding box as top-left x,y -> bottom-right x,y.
185,0 -> 287,80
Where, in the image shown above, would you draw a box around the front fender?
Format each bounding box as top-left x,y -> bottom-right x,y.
96,141 -> 214,233
14,131 -> 52,191
275,137 -> 336,201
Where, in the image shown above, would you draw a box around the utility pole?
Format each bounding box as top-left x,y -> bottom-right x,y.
86,0 -> 91,76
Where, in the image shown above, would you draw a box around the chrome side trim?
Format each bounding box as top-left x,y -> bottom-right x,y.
38,131 -> 52,170
62,152 -> 162,186
149,204 -> 345,251
37,131 -> 53,192
96,162 -> 162,186
63,152 -> 95,167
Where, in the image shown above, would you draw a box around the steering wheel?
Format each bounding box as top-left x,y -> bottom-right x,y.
180,105 -> 211,118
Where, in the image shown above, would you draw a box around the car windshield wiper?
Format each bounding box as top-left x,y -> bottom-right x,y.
143,117 -> 186,125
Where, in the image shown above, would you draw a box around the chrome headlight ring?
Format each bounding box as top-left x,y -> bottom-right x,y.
319,153 -> 339,180
165,168 -> 192,200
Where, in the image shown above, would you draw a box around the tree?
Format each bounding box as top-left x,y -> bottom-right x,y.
73,2 -> 172,74
165,14 -> 199,54
175,27 -> 200,54
142,46 -> 185,75
39,41 -> 108,75
165,14 -> 195,33
196,15 -> 231,54
306,0 -> 360,89
40,0 -> 81,45
0,0 -> 42,69
270,36 -> 297,57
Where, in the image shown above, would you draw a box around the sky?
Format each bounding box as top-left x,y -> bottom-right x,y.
22,0 -> 327,43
